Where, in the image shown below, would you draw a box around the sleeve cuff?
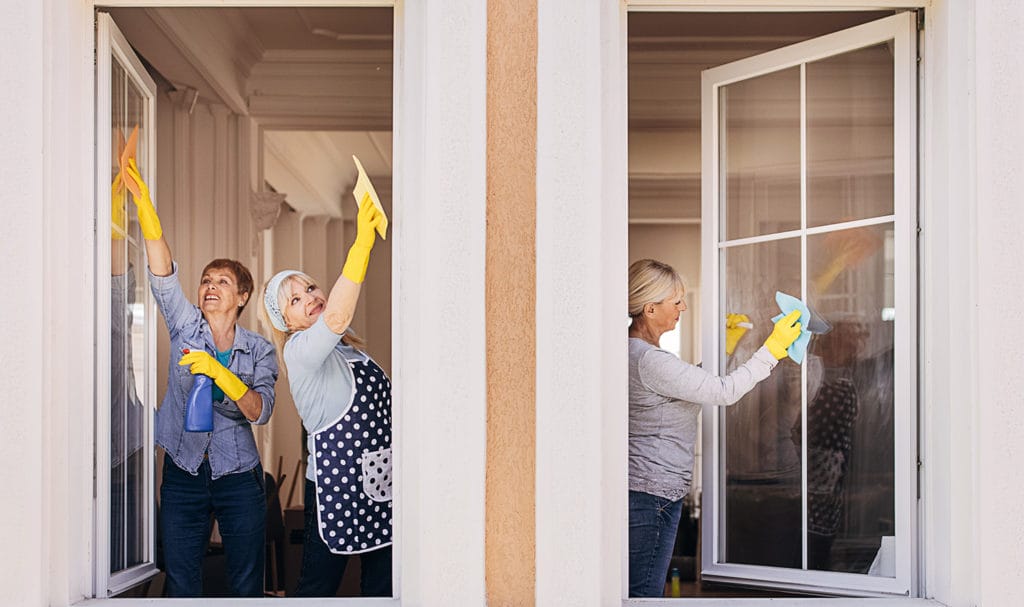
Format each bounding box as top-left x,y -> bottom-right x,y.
147,261 -> 179,289
753,345 -> 779,369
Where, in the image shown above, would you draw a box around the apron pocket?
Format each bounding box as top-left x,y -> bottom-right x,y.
360,447 -> 392,502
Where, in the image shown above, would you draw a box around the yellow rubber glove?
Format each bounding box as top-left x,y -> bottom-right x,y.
178,350 -> 249,402
764,309 -> 803,360
724,313 -> 751,355
341,197 -> 385,283
111,173 -> 127,240
124,158 -> 163,241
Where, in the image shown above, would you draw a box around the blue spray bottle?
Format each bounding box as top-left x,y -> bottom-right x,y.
182,348 -> 214,432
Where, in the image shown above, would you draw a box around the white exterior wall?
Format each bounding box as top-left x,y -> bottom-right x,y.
0,2 -> 45,605
973,1 -> 1024,604
0,0 -> 1022,606
0,0 -> 96,605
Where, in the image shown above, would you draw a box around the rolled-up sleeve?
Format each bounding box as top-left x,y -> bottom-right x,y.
148,262 -> 201,334
284,316 -> 344,376
248,337 -> 279,425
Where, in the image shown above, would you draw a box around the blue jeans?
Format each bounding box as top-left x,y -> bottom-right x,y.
629,490 -> 684,598
160,457 -> 266,597
293,479 -> 393,597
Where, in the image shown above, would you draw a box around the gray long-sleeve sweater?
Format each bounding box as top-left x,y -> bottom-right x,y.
628,337 -> 778,501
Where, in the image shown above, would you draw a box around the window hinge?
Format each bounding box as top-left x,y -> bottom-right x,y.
916,9 -> 925,31
916,458 -> 923,499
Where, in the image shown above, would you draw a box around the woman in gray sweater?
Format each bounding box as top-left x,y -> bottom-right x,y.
627,259 -> 801,597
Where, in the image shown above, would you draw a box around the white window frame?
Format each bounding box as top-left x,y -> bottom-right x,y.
76,1 -> 488,606
699,11 -> 918,597
94,12 -> 160,597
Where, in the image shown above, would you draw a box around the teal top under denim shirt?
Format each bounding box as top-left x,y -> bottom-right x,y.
149,263 -> 278,480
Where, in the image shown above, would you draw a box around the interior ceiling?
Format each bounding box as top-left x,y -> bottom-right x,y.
236,7 -> 392,50
627,10 -> 900,221
263,131 -> 392,219
109,8 -> 898,220
109,6 -> 393,218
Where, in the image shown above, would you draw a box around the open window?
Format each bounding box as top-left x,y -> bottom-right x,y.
95,12 -> 160,597
699,12 -> 917,596
93,5 -> 398,599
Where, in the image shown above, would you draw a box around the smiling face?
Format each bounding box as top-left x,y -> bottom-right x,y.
280,275 -> 328,332
197,267 -> 249,318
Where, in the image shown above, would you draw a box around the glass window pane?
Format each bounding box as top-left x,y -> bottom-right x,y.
721,237 -> 802,568
807,43 -> 894,227
721,67 -> 801,241
110,58 -> 149,574
805,223 -> 894,575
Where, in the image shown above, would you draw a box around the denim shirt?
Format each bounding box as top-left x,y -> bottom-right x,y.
150,263 -> 278,480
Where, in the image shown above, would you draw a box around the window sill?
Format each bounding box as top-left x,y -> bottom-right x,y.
624,599 -> 942,606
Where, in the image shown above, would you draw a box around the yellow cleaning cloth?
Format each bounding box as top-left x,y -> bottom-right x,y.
120,125 -> 140,198
351,155 -> 388,240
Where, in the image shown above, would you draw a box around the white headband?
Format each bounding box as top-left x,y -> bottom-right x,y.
263,270 -> 300,332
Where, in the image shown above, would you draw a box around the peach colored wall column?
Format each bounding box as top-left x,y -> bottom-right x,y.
486,0 -> 537,605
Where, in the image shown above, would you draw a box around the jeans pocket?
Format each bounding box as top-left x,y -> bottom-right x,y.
251,466 -> 266,495
360,447 -> 392,502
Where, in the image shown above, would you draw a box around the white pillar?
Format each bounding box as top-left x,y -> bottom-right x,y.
974,1 -> 1024,605
536,1 -> 628,605
0,0 -> 95,604
395,0 -> 488,605
0,4 -> 46,603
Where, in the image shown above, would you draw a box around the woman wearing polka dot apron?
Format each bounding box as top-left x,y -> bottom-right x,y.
261,197 -> 392,597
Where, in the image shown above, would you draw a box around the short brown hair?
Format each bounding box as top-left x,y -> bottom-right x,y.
202,258 -> 255,318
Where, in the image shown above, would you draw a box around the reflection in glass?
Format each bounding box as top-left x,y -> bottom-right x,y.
721,67 -> 801,241
721,237 -> 802,568
802,223 -> 894,575
110,59 -> 149,574
807,43 -> 894,227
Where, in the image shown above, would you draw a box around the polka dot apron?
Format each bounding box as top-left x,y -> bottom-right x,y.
312,356 -> 392,554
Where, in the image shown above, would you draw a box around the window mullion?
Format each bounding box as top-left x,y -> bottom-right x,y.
799,60 -> 809,573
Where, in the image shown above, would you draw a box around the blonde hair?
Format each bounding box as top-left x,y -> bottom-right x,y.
259,272 -> 367,371
628,259 -> 685,318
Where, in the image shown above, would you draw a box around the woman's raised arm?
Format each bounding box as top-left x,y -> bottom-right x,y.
124,158 -> 172,277
321,198 -> 385,334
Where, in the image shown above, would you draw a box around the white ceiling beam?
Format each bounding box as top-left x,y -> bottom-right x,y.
248,95 -> 391,130
247,48 -> 392,128
147,8 -> 263,115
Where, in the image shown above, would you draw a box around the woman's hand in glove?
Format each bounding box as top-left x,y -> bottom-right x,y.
764,309 -> 802,360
